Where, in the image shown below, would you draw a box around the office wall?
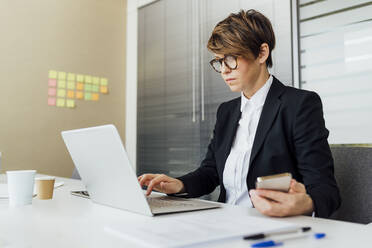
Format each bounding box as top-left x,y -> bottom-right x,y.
0,0 -> 127,177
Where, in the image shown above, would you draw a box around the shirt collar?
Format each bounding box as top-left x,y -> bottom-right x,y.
240,75 -> 273,112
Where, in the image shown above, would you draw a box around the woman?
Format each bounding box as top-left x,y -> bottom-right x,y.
138,9 -> 341,218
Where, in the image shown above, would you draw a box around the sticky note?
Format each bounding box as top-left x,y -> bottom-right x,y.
56,98 -> 65,107
92,77 -> 100,85
57,89 -> 66,97
92,85 -> 99,92
48,97 -> 56,106
58,72 -> 66,80
92,93 -> 99,101
58,80 -> 66,88
67,73 -> 75,81
76,91 -> 84,99
67,81 -> 75,90
76,82 -> 84,90
85,84 -> 92,91
84,92 -> 92,100
48,88 -> 56,96
48,78 -> 57,87
85,75 -> 92,83
77,74 -> 84,82
67,90 -> 75,98
66,99 -> 75,108
49,70 -> 57,79
100,78 -> 108,86
100,86 -> 108,94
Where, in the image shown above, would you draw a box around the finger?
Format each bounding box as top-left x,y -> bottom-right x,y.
289,180 -> 306,194
139,174 -> 156,187
146,175 -> 168,195
255,189 -> 290,203
250,192 -> 283,216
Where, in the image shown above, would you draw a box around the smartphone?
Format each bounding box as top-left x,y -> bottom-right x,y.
255,173 -> 292,192
70,190 -> 90,199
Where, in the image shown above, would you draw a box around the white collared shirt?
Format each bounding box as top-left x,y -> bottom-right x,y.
223,75 -> 273,206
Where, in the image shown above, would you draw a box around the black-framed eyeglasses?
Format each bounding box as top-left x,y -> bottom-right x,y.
209,55 -> 238,73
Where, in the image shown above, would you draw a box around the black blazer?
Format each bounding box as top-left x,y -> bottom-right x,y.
178,76 -> 341,218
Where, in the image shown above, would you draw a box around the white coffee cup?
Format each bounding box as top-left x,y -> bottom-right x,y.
6,170 -> 36,207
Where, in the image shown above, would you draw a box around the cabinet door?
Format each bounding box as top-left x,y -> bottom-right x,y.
137,1 -> 167,175
164,0 -> 200,178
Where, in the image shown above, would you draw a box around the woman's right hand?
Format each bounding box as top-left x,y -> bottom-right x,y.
138,174 -> 185,196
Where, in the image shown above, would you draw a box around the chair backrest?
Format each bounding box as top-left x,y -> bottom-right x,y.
330,146 -> 372,224
71,168 -> 81,179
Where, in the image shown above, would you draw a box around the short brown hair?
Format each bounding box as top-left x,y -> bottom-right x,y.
207,9 -> 276,68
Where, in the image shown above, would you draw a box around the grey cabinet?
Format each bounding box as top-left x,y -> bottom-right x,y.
137,0 -> 294,199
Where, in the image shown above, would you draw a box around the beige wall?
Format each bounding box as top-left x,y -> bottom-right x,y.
0,0 -> 127,177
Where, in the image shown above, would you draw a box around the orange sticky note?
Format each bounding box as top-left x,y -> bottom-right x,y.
66,99 -> 75,108
92,93 -> 99,101
76,91 -> 84,99
56,98 -> 65,107
76,82 -> 84,90
100,86 -> 108,94
67,90 -> 75,98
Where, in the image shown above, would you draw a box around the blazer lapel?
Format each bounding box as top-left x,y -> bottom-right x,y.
221,99 -> 241,173
249,77 -> 285,168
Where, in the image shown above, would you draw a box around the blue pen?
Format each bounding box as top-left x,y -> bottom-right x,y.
251,233 -> 326,247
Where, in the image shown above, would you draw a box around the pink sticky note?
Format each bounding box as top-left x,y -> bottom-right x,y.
48,78 -> 57,87
48,97 -> 56,106
48,88 -> 56,96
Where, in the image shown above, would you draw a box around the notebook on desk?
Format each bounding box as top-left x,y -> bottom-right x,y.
61,124 -> 220,216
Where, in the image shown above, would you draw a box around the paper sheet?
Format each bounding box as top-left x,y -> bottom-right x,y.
105,210 -> 296,248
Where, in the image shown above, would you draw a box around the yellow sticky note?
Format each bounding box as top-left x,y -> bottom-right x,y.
92,77 -> 100,85
100,78 -> 108,86
57,89 -> 66,97
77,74 -> 84,82
76,82 -> 84,90
49,70 -> 57,79
85,75 -> 92,83
58,80 -> 66,88
67,73 -> 75,81
85,92 -> 92,100
100,86 -> 108,94
85,84 -> 92,91
76,91 -> 84,99
56,98 -> 65,107
67,81 -> 75,90
58,72 -> 66,80
92,93 -> 99,101
67,90 -> 75,98
66,99 -> 75,108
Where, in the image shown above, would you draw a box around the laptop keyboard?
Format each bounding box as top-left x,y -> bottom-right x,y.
146,196 -> 199,209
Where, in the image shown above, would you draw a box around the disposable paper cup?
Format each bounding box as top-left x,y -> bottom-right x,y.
6,170 -> 36,207
35,177 -> 55,200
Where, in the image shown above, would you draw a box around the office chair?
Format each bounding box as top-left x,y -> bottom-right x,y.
71,168 -> 81,179
330,146 -> 372,224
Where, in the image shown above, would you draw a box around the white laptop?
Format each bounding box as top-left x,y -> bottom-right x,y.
61,124 -> 220,216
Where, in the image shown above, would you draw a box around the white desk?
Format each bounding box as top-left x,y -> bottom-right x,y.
0,174 -> 370,248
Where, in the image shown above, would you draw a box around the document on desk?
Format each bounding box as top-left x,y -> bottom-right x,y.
105,210 -> 297,248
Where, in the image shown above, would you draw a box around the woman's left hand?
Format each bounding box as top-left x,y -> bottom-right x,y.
249,179 -> 314,217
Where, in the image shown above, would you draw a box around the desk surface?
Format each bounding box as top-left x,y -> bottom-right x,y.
0,174 -> 370,248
